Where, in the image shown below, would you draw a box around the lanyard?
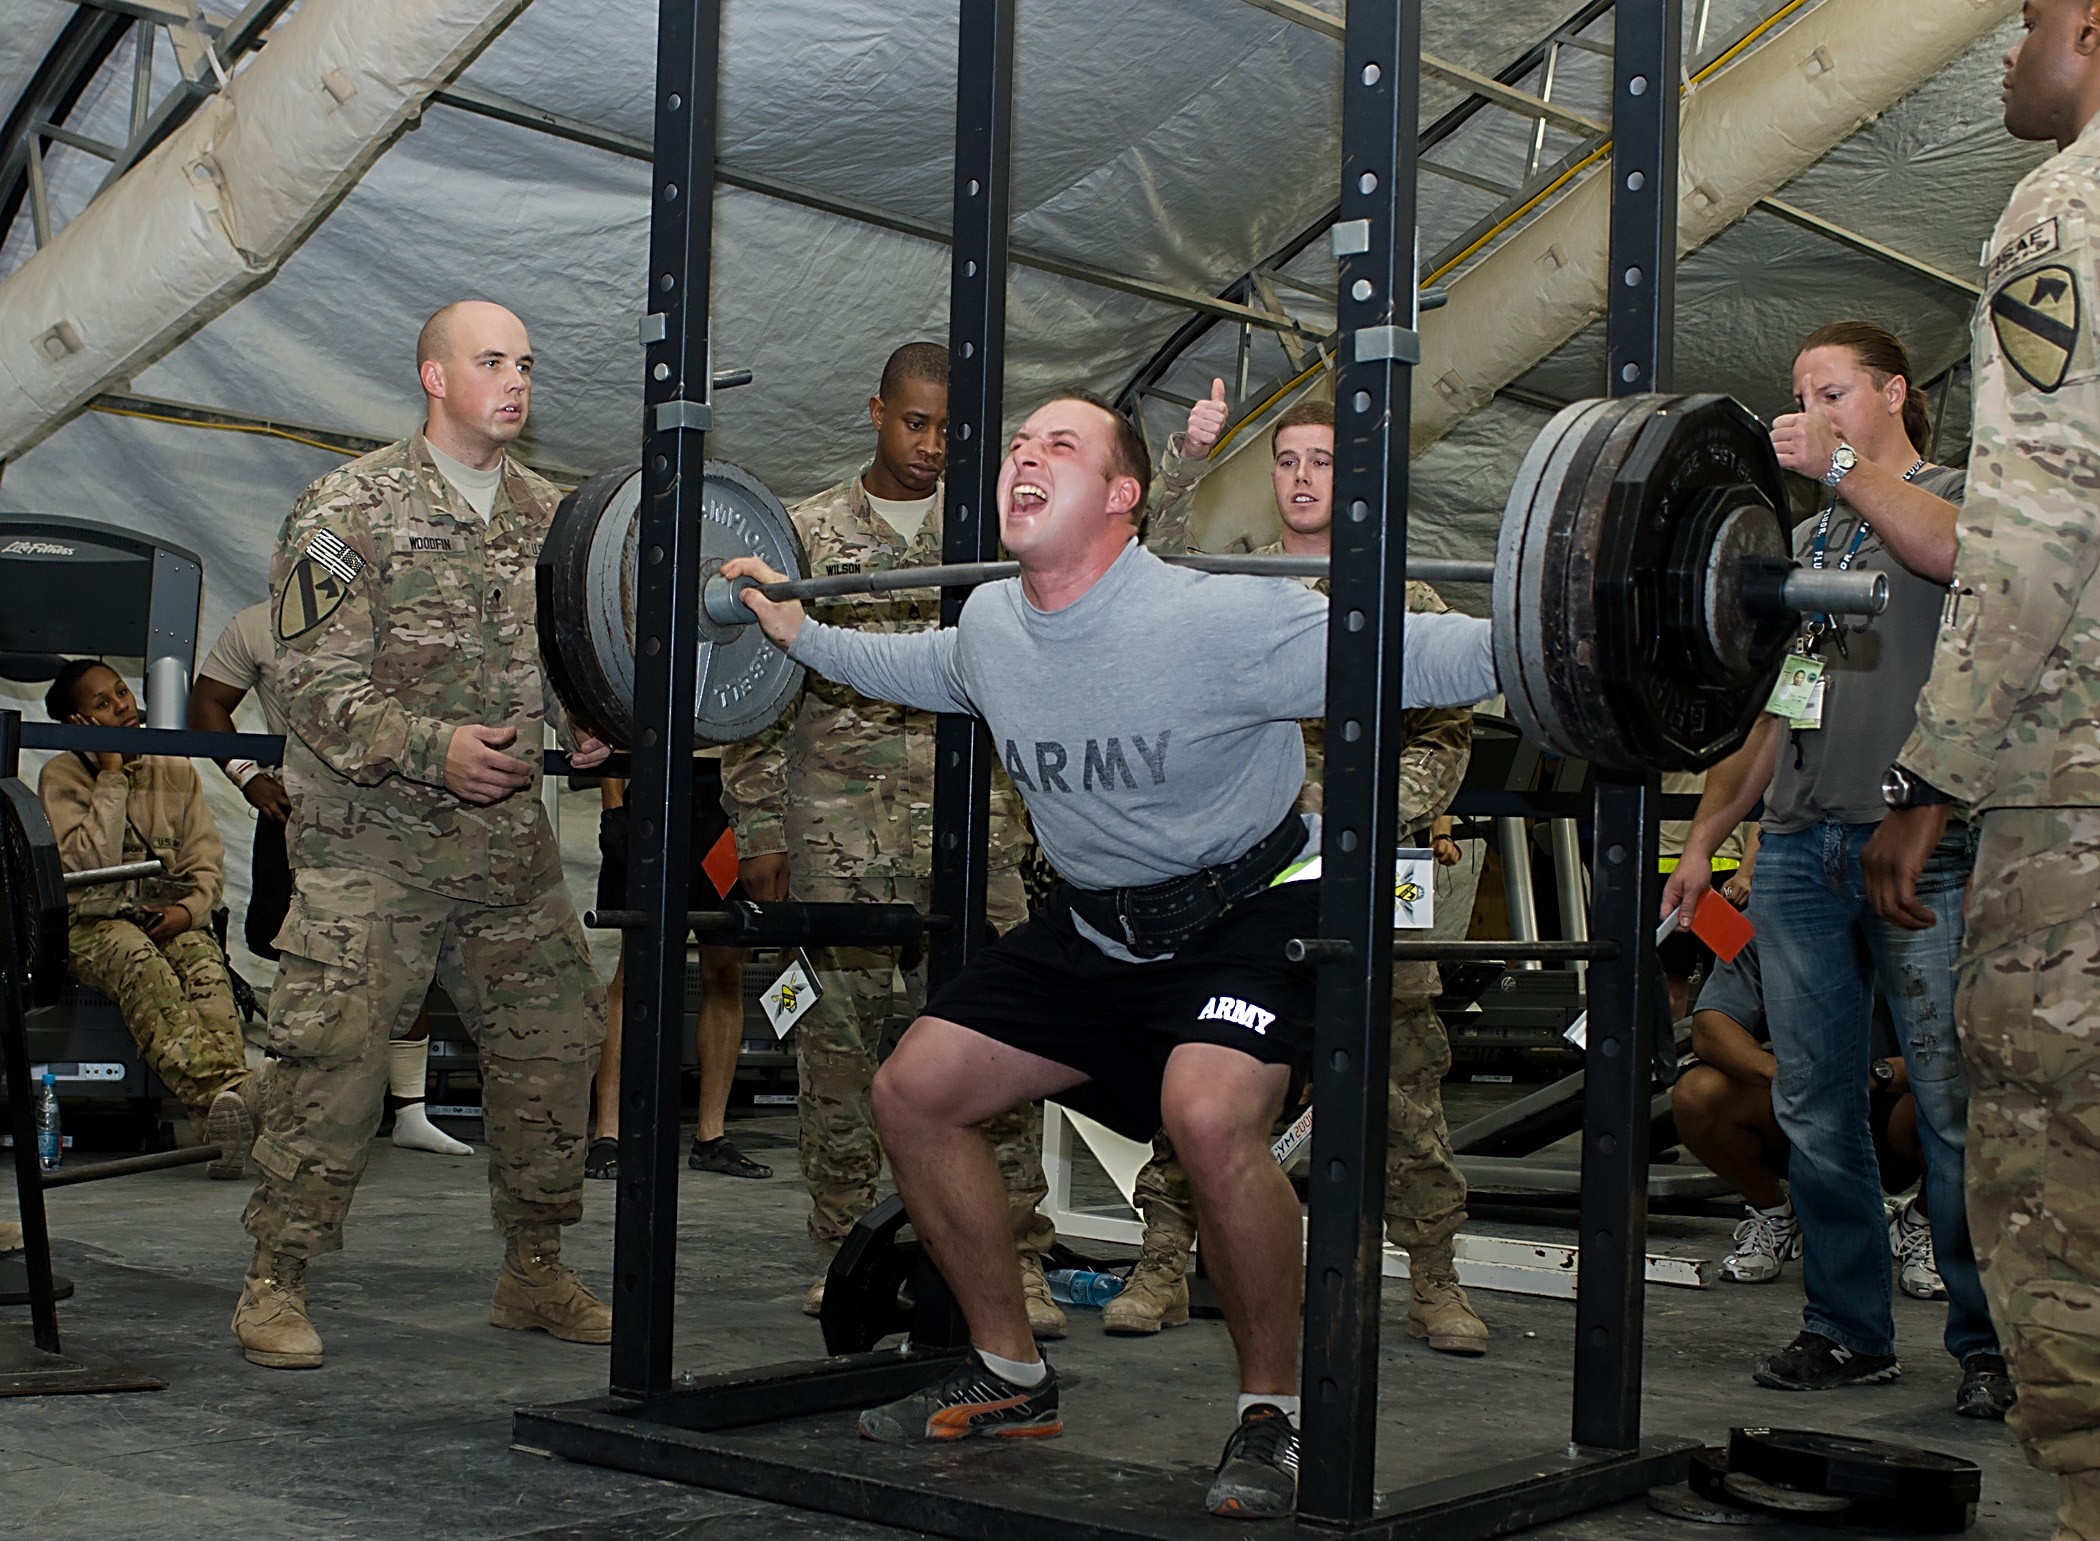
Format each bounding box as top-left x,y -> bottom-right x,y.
1802,458 -> 1927,652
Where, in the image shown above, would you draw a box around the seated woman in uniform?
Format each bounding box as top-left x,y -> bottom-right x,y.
38,659 -> 257,1177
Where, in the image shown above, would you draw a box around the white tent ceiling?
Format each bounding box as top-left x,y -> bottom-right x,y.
0,0 -> 2048,972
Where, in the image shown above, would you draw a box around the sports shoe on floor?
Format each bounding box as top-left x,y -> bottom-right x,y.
1753,1330 -> 1900,1391
856,1350 -> 1061,1443
1956,1352 -> 2016,1420
1889,1196 -> 1947,1301
687,1135 -> 771,1179
1207,1403 -> 1301,1519
1721,1201 -> 1801,1284
584,1137 -> 618,1181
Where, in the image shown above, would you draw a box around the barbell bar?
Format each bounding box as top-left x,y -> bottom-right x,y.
537,391 -> 1889,773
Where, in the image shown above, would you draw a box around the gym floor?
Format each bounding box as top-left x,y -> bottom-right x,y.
0,1107 -> 2057,1540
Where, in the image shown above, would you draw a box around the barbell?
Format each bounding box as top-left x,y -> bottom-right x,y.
536,392 -> 1887,773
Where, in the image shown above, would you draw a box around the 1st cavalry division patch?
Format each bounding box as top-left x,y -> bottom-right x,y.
276,528 -> 366,640
1992,265 -> 2081,393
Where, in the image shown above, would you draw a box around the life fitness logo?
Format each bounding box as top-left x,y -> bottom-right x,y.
0,539 -> 76,558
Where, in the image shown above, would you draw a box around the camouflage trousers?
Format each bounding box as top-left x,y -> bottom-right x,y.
243,866 -> 607,1259
68,918 -> 246,1113
1132,968 -> 1466,1261
796,868 -> 1051,1255
1961,890 -> 2100,1487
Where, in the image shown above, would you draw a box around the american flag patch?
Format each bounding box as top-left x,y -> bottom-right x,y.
304,528 -> 363,585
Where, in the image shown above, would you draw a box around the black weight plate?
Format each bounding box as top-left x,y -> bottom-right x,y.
2,777 -> 69,1011
820,1192 -> 918,1355
1653,1448 -> 1777,1525
1494,393 -> 1790,772
537,462 -> 807,750
1723,1471 -> 1852,1515
1731,1427 -> 1982,1506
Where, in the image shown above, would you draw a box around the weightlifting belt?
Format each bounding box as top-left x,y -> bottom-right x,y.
1061,809 -> 1308,960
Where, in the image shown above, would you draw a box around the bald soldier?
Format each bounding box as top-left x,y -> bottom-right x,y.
233,301 -> 614,1370
1863,6 -> 2100,1535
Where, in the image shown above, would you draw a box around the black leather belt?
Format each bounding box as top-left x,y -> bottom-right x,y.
1061,809 -> 1309,960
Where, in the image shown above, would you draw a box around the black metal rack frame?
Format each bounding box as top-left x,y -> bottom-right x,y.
513,1 -> 1695,1535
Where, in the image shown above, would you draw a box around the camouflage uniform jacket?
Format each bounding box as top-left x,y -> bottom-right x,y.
721,470 -> 1029,880
1145,431 -> 1204,550
38,752 -> 225,926
1900,113 -> 2100,818
1249,542 -> 1474,831
269,436 -> 565,906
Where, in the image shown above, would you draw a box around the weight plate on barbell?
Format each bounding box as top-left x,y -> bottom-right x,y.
1729,1427 -> 1983,1507
2,777 -> 70,1012
1493,394 -> 1792,772
537,463 -> 808,749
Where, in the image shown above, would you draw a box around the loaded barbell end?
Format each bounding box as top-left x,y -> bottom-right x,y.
1776,565 -> 1888,620
703,573 -> 762,626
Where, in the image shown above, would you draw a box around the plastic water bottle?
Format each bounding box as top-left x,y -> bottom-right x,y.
34,1072 -> 61,1174
1045,1268 -> 1123,1308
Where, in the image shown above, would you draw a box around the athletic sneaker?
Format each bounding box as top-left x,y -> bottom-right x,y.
857,1350 -> 1061,1443
1720,1201 -> 1802,1284
1753,1330 -> 1901,1391
1207,1404 -> 1301,1519
1888,1196 -> 1947,1301
1956,1352 -> 2016,1421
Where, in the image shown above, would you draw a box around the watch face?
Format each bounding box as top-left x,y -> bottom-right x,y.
1881,767 -> 1908,805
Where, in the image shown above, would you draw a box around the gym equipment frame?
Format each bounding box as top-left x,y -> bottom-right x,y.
514,0 -> 1700,1535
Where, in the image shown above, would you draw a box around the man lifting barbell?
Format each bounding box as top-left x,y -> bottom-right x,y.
722,389 -> 1500,1520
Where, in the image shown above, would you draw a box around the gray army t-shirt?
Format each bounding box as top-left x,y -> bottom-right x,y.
1762,464 -> 1966,833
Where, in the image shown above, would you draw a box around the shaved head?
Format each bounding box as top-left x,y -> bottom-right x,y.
418,299 -> 523,369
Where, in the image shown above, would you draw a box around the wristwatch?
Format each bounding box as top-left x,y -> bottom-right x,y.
1822,443 -> 1859,487
1881,764 -> 1953,810
1870,1059 -> 1896,1090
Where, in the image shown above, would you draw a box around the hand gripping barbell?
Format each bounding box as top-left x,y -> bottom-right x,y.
537,393 -> 1886,773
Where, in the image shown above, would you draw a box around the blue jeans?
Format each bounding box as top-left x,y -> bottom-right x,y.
1749,817 -> 1996,1363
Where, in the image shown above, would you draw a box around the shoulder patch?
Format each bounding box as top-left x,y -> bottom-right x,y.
1990,217 -> 2060,284
276,530 -> 366,640
1992,265 -> 2081,393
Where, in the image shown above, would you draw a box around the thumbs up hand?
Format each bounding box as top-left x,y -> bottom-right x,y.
1185,378 -> 1229,460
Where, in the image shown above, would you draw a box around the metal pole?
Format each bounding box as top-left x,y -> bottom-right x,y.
1573,0 -> 1677,1454
0,709 -> 60,1352
1298,0 -> 1419,1524
1550,818 -> 1589,985
928,0 -> 1014,994
610,0 -> 721,1401
1497,815 -> 1543,970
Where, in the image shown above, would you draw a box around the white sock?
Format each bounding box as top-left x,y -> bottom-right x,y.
1239,1393 -> 1300,1426
1755,1198 -> 1793,1217
392,1101 -> 473,1155
977,1347 -> 1047,1387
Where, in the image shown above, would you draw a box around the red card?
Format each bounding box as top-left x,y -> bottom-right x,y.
701,826 -> 741,900
1690,887 -> 1754,964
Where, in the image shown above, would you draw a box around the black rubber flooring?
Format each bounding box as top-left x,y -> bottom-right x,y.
0,1109 -> 2057,1539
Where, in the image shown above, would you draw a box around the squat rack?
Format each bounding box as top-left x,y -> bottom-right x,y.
516,1 -> 1693,1534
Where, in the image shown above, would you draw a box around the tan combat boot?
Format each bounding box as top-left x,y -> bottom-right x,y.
1018,1252 -> 1068,1340
1407,1240 -> 1488,1356
232,1249 -> 323,1369
1102,1250 -> 1191,1336
205,1073 -> 259,1180
490,1227 -> 612,1344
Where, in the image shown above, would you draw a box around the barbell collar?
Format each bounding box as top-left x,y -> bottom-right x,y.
1776,566 -> 1889,621
63,859 -> 165,890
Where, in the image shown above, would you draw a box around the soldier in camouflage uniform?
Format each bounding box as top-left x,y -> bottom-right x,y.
233,301 -> 613,1370
1107,394 -> 1486,1354
722,344 -> 1068,1333
38,660 -> 255,1178
1864,15 -> 2100,1533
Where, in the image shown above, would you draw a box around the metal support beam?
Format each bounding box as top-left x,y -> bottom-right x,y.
609,0 -> 721,1402
430,84 -> 1310,338
1298,0 -> 1419,1525
1757,195 -> 1983,297
927,0 -> 1013,994
1605,0 -> 1677,396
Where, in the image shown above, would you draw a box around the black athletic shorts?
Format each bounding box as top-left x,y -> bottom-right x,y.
596,762 -> 745,913
924,880 -> 1321,1141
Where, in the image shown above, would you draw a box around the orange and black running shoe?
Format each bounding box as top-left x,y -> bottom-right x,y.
857,1350 -> 1062,1443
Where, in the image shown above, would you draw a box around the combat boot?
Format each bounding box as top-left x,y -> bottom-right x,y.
1018,1252 -> 1068,1340
205,1072 -> 259,1180
1406,1241 -> 1488,1356
490,1226 -> 612,1344
232,1249 -> 323,1369
1102,1251 -> 1190,1335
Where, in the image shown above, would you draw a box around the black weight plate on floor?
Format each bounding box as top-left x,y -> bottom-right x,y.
1731,1427 -> 1982,1506
1493,393 -> 1790,771
820,1193 -> 919,1355
1655,1448 -> 1776,1525
537,462 -> 807,749
2,777 -> 69,1011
